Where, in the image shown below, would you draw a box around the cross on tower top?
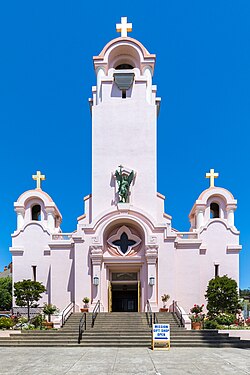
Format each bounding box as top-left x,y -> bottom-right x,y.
32,170 -> 46,190
205,168 -> 219,188
116,17 -> 132,37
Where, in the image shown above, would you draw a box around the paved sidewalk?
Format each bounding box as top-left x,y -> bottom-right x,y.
0,330 -> 21,337
0,347 -> 249,374
218,330 -> 250,340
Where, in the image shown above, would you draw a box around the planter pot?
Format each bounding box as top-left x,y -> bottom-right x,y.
192,322 -> 202,330
159,308 -> 169,312
80,308 -> 89,313
43,321 -> 54,329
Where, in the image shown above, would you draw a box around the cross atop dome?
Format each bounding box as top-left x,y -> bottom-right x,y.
205,168 -> 219,188
32,170 -> 46,190
116,17 -> 132,37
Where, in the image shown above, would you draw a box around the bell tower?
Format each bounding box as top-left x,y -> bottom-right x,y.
90,17 -> 161,221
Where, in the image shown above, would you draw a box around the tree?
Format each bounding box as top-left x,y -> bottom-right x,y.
0,277 -> 12,311
42,303 -> 59,322
205,275 -> 240,317
14,279 -> 46,320
240,288 -> 250,298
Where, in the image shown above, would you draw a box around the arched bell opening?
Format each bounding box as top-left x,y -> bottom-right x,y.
115,63 -> 134,70
107,44 -> 141,74
210,202 -> 220,219
31,204 -> 42,221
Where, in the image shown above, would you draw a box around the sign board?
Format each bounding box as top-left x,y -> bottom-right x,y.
152,324 -> 170,350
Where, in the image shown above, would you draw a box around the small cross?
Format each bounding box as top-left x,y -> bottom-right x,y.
32,170 -> 46,189
116,17 -> 132,37
205,168 -> 219,188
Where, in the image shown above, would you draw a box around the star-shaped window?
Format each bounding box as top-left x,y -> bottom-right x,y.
107,226 -> 141,256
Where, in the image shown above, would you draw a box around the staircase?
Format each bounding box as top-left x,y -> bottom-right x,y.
0,312 -> 249,347
157,312 -> 250,348
78,312 -> 151,347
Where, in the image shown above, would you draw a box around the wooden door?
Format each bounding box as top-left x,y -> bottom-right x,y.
108,281 -> 112,312
138,280 -> 141,312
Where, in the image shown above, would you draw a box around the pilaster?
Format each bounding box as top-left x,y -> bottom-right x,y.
195,205 -> 206,229
226,204 -> 237,227
90,245 -> 103,304
145,245 -> 158,310
14,207 -> 25,230
45,207 -> 55,232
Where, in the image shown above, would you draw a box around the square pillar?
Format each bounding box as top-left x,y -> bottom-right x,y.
145,245 -> 158,311
90,246 -> 103,306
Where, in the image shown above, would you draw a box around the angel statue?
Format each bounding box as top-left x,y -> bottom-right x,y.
115,165 -> 134,203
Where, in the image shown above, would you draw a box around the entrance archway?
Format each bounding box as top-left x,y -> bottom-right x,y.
102,218 -> 147,312
108,272 -> 141,312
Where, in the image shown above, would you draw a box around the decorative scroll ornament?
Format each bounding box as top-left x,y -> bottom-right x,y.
108,225 -> 141,256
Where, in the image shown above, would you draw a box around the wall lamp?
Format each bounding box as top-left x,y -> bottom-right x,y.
149,276 -> 155,286
93,276 -> 99,286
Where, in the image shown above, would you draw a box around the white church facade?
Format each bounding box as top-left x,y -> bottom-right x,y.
10,18 -> 241,320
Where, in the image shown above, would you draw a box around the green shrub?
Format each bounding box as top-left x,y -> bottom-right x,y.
22,324 -> 35,330
204,319 -> 220,329
215,313 -> 235,326
0,277 -> 12,310
42,303 -> 59,323
205,275 -> 240,317
14,279 -> 46,321
18,316 -> 28,325
0,317 -> 14,329
30,314 -> 43,328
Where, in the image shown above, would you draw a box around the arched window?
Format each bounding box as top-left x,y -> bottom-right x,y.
115,64 -> 134,70
32,205 -> 41,221
210,203 -> 220,219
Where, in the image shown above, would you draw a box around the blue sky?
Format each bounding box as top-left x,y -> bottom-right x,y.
0,1 -> 249,288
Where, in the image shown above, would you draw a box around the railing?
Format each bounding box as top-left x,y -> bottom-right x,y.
175,232 -> 198,239
146,300 -> 153,327
52,233 -> 73,241
12,306 -> 43,318
61,301 -> 74,326
172,300 -> 184,327
146,300 -> 157,327
92,300 -> 100,328
78,312 -> 87,344
154,312 -> 158,324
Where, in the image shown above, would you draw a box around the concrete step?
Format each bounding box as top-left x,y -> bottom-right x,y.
0,311 -> 248,349
4,331 -> 238,340
0,337 -> 249,348
0,342 -> 248,348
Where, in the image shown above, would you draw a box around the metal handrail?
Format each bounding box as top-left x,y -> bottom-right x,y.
173,300 -> 184,327
61,301 -> 74,326
78,312 -> 87,344
91,300 -> 100,328
146,300 -> 153,327
153,312 -> 158,324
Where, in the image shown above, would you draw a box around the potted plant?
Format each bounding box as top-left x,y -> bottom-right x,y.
81,297 -> 90,312
42,303 -> 59,328
189,304 -> 205,330
160,294 -> 170,312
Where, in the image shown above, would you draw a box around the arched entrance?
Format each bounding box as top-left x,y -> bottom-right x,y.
104,221 -> 145,312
